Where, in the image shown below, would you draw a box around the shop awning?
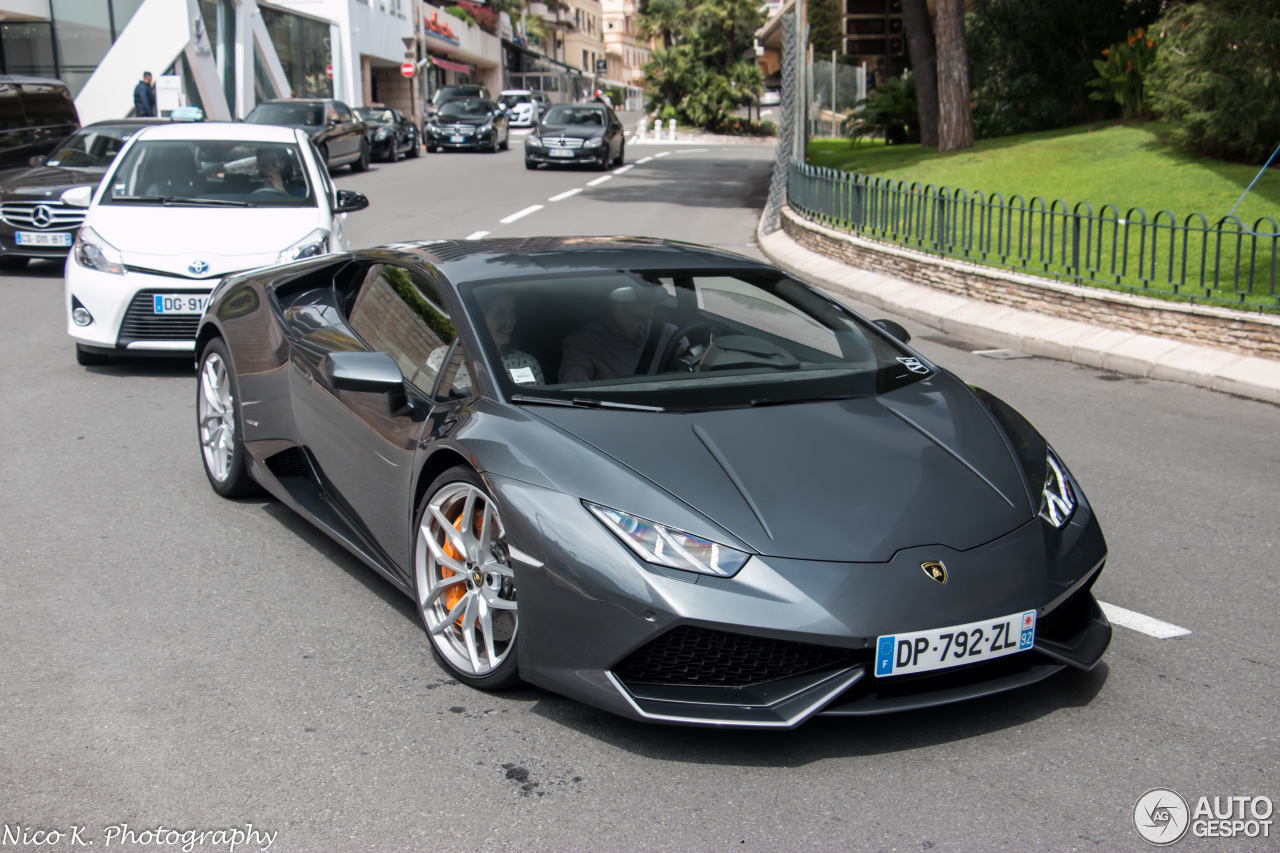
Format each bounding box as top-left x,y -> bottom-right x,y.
431,56 -> 473,74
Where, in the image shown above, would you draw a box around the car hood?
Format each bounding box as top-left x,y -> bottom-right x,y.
89,206 -> 324,278
437,115 -> 494,126
536,124 -> 603,140
0,165 -> 105,196
526,374 -> 1035,562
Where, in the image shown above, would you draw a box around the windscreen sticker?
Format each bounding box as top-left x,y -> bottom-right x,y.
509,366 -> 537,384
897,356 -> 930,374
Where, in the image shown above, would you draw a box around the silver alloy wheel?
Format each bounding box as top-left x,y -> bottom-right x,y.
198,352 -> 235,482
416,482 -> 517,675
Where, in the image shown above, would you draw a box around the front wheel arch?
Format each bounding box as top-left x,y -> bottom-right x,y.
411,447 -> 474,532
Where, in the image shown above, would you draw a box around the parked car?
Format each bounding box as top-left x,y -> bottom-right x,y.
244,99 -> 369,173
353,106 -> 420,161
0,119 -> 166,270
497,90 -> 542,128
64,122 -> 369,366
424,84 -> 490,123
424,98 -> 509,153
0,75 -> 80,171
192,235 -> 1110,727
760,89 -> 781,106
524,102 -> 624,170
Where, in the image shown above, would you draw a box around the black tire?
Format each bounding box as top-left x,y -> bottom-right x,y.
0,255 -> 29,271
488,134 -> 500,154
426,144 -> 437,153
75,344 -> 108,366
524,158 -> 537,170
595,152 -> 609,171
499,130 -> 509,151
317,144 -> 331,173
414,465 -> 522,690
614,141 -> 625,167
351,140 -> 370,172
389,140 -> 401,162
196,337 -> 260,498
408,131 -> 421,157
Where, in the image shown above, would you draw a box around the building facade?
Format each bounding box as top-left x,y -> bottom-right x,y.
601,0 -> 648,88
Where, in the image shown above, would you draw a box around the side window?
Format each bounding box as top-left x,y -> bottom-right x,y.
436,342 -> 475,400
334,103 -> 353,122
326,105 -> 341,124
345,263 -> 457,393
309,140 -> 334,202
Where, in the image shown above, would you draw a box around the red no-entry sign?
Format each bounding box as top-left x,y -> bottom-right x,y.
400,62 -> 416,78
325,64 -> 333,79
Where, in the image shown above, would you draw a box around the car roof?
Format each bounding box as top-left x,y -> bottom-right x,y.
500,90 -> 532,95
131,121 -> 302,143
371,237 -> 775,285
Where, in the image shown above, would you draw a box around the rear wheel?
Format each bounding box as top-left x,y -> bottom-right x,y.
75,344 -> 108,366
415,466 -> 521,690
613,141 -> 625,166
197,337 -> 259,498
351,140 -> 370,172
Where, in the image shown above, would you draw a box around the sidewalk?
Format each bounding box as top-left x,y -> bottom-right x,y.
757,211 -> 1280,406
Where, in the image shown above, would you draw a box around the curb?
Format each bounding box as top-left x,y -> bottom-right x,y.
756,209 -> 1280,406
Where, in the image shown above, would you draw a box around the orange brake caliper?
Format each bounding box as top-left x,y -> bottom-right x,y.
441,513 -> 466,618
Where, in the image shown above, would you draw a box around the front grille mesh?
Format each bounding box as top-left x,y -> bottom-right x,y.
438,124 -> 476,135
1,201 -> 85,230
543,137 -> 584,149
118,291 -> 201,342
613,626 -> 854,687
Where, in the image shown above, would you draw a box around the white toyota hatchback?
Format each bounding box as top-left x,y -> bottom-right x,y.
64,122 -> 368,365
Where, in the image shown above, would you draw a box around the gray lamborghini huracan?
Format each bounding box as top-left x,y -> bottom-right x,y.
194,237 -> 1110,728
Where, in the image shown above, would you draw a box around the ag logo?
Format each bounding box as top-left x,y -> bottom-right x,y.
1134,788 -> 1189,845
921,561 -> 947,584
896,356 -> 929,374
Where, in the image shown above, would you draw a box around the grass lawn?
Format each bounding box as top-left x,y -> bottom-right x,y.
804,123 -> 1280,309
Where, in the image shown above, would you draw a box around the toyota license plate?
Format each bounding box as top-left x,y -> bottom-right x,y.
16,231 -> 71,247
450,135 -> 465,143
153,294 -> 210,315
549,149 -> 574,158
875,610 -> 1036,678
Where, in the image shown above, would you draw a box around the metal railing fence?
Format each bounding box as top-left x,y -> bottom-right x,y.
787,159 -> 1280,311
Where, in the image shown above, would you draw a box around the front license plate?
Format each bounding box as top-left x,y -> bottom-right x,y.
152,293 -> 210,315
548,149 -> 574,158
450,135 -> 465,143
875,610 -> 1036,678
16,231 -> 71,247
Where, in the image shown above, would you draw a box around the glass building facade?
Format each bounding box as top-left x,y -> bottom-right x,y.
0,0 -> 146,96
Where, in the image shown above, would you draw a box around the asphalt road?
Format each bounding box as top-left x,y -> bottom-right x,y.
2,134 -> 1278,853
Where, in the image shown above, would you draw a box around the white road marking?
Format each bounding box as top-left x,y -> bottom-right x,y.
1099,602 -> 1192,639
548,188 -> 583,202
677,148 -> 708,153
586,174 -> 613,186
637,156 -> 654,164
655,151 -> 671,157
614,164 -> 634,174
499,205 -> 543,224
465,230 -> 489,240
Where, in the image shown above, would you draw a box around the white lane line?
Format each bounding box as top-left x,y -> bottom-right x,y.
655,151 -> 671,158
499,205 -> 544,224
465,230 -> 489,240
549,188 -> 583,202
586,174 -> 613,187
677,148 -> 709,153
637,156 -> 654,164
614,164 -> 634,174
1099,602 -> 1192,639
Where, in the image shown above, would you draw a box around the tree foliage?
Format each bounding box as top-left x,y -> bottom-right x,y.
1088,28 -> 1158,118
966,0 -> 1164,138
808,0 -> 843,58
845,73 -> 919,145
639,0 -> 764,131
1146,0 -> 1280,164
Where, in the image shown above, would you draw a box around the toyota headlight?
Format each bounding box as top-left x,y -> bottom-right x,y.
276,228 -> 330,265
73,226 -> 126,275
1039,449 -> 1077,528
586,502 -> 751,578
584,137 -> 604,148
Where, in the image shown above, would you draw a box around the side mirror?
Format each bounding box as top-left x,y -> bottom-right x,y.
873,318 -> 911,343
322,351 -> 408,414
61,185 -> 93,208
334,189 -> 369,214
28,155 -> 46,167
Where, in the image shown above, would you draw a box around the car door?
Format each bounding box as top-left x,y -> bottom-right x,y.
288,260 -> 458,576
333,102 -> 363,159
605,107 -> 623,159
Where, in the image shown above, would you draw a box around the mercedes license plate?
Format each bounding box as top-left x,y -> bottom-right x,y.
152,293 -> 210,315
15,231 -> 71,247
549,149 -> 574,158
450,135 -> 465,143
875,610 -> 1036,678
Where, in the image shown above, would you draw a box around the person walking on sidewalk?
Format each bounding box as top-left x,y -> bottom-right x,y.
133,72 -> 156,117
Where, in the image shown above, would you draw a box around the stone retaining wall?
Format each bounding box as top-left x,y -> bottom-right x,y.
781,206 -> 1280,359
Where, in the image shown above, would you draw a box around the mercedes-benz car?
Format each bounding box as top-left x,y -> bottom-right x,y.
353,106 -> 420,162
193,236 -> 1111,728
524,103 -> 624,170
424,98 -> 509,153
64,122 -> 368,366
0,119 -> 166,270
244,99 -> 370,173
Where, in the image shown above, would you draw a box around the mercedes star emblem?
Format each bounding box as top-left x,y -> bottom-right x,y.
31,205 -> 53,228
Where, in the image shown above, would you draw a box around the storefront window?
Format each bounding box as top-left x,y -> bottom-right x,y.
51,0 -> 113,96
0,23 -> 57,80
261,6 -> 333,99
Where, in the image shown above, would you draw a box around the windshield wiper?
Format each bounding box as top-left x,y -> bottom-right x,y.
748,393 -> 859,408
511,394 -> 666,412
112,195 -> 255,207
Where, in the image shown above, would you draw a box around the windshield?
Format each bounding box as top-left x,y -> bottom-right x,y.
46,125 -> 141,168
438,99 -> 495,119
432,86 -> 486,106
461,271 -> 930,411
498,93 -> 531,108
541,106 -> 604,127
101,140 -> 316,207
354,107 -> 395,124
245,103 -> 324,127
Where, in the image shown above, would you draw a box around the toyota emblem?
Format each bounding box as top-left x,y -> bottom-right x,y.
188,259 -> 209,275
31,205 -> 53,228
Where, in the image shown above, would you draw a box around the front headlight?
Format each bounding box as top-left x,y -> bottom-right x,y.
73,226 -> 126,275
375,126 -> 391,140
276,228 -> 329,265
584,137 -> 604,148
525,137 -> 543,149
586,502 -> 751,578
1039,449 -> 1077,527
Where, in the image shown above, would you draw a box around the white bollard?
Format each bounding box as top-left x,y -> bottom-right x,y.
668,118 -> 676,141
638,121 -> 646,141
654,119 -> 661,136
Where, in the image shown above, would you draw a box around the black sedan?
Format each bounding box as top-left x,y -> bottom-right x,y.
524,103 -> 625,170
353,106 -> 420,162
424,98 -> 509,153
194,237 -> 1110,728
245,99 -> 369,173
0,118 -> 166,270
